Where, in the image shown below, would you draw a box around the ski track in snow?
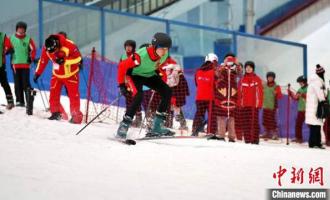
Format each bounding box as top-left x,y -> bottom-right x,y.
0,87 -> 329,200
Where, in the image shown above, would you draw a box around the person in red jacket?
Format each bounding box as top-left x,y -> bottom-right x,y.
161,56 -> 189,130
119,40 -> 143,127
191,53 -> 218,137
33,34 -> 83,123
237,61 -> 263,144
0,32 -> 14,110
9,21 -> 36,107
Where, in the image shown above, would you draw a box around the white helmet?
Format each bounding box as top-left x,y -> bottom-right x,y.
205,53 -> 218,62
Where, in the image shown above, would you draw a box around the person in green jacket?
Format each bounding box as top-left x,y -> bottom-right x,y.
116,32 -> 173,139
261,72 -> 283,140
289,76 -> 308,143
9,21 -> 36,108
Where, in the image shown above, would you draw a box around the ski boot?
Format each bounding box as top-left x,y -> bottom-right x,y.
69,111 -> 83,124
48,112 -> 62,120
25,88 -> 36,115
145,112 -> 175,137
116,115 -> 133,139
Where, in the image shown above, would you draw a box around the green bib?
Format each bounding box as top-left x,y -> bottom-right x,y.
10,35 -> 30,64
159,51 -> 169,65
132,47 -> 158,77
0,32 -> 4,66
263,84 -> 277,109
297,86 -> 307,112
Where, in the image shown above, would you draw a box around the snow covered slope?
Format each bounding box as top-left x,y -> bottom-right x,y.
0,87 -> 329,200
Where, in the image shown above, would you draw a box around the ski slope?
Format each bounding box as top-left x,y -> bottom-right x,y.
0,89 -> 329,200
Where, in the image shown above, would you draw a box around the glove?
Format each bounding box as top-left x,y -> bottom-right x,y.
119,83 -> 129,97
55,57 -> 65,65
6,48 -> 14,55
79,59 -> 83,70
33,74 -> 40,83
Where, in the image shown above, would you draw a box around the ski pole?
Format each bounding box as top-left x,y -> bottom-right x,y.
35,81 -> 48,112
286,83 -> 291,145
76,96 -> 121,135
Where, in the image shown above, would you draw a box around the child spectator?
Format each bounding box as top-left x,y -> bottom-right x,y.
261,72 -> 282,140
191,53 -> 217,136
289,75 -> 308,143
237,61 -> 263,144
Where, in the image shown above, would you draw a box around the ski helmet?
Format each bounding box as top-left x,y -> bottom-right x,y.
151,32 -> 172,49
45,35 -> 60,53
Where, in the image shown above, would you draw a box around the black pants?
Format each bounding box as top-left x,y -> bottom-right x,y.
0,65 -> 13,102
125,75 -> 171,118
13,68 -> 31,105
309,125 -> 322,147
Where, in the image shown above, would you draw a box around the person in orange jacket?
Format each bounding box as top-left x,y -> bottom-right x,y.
34,34 -> 83,123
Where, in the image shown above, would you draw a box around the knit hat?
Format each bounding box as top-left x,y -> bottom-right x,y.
316,64 -> 325,74
151,32 -> 172,49
244,61 -> 255,71
266,71 -> 276,79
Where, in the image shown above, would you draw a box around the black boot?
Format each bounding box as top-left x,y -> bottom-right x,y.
6,95 -> 14,110
25,88 -> 36,115
48,112 -> 62,120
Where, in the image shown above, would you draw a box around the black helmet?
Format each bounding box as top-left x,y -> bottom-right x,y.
16,21 -> 27,31
151,32 -> 172,49
124,40 -> 136,50
266,71 -> 276,79
45,35 -> 60,53
296,75 -> 307,83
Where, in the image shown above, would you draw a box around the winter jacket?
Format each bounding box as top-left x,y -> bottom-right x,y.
117,46 -> 167,84
195,63 -> 215,101
305,74 -> 327,126
0,33 -> 11,66
36,34 -> 82,79
214,64 -> 242,116
237,72 -> 263,108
